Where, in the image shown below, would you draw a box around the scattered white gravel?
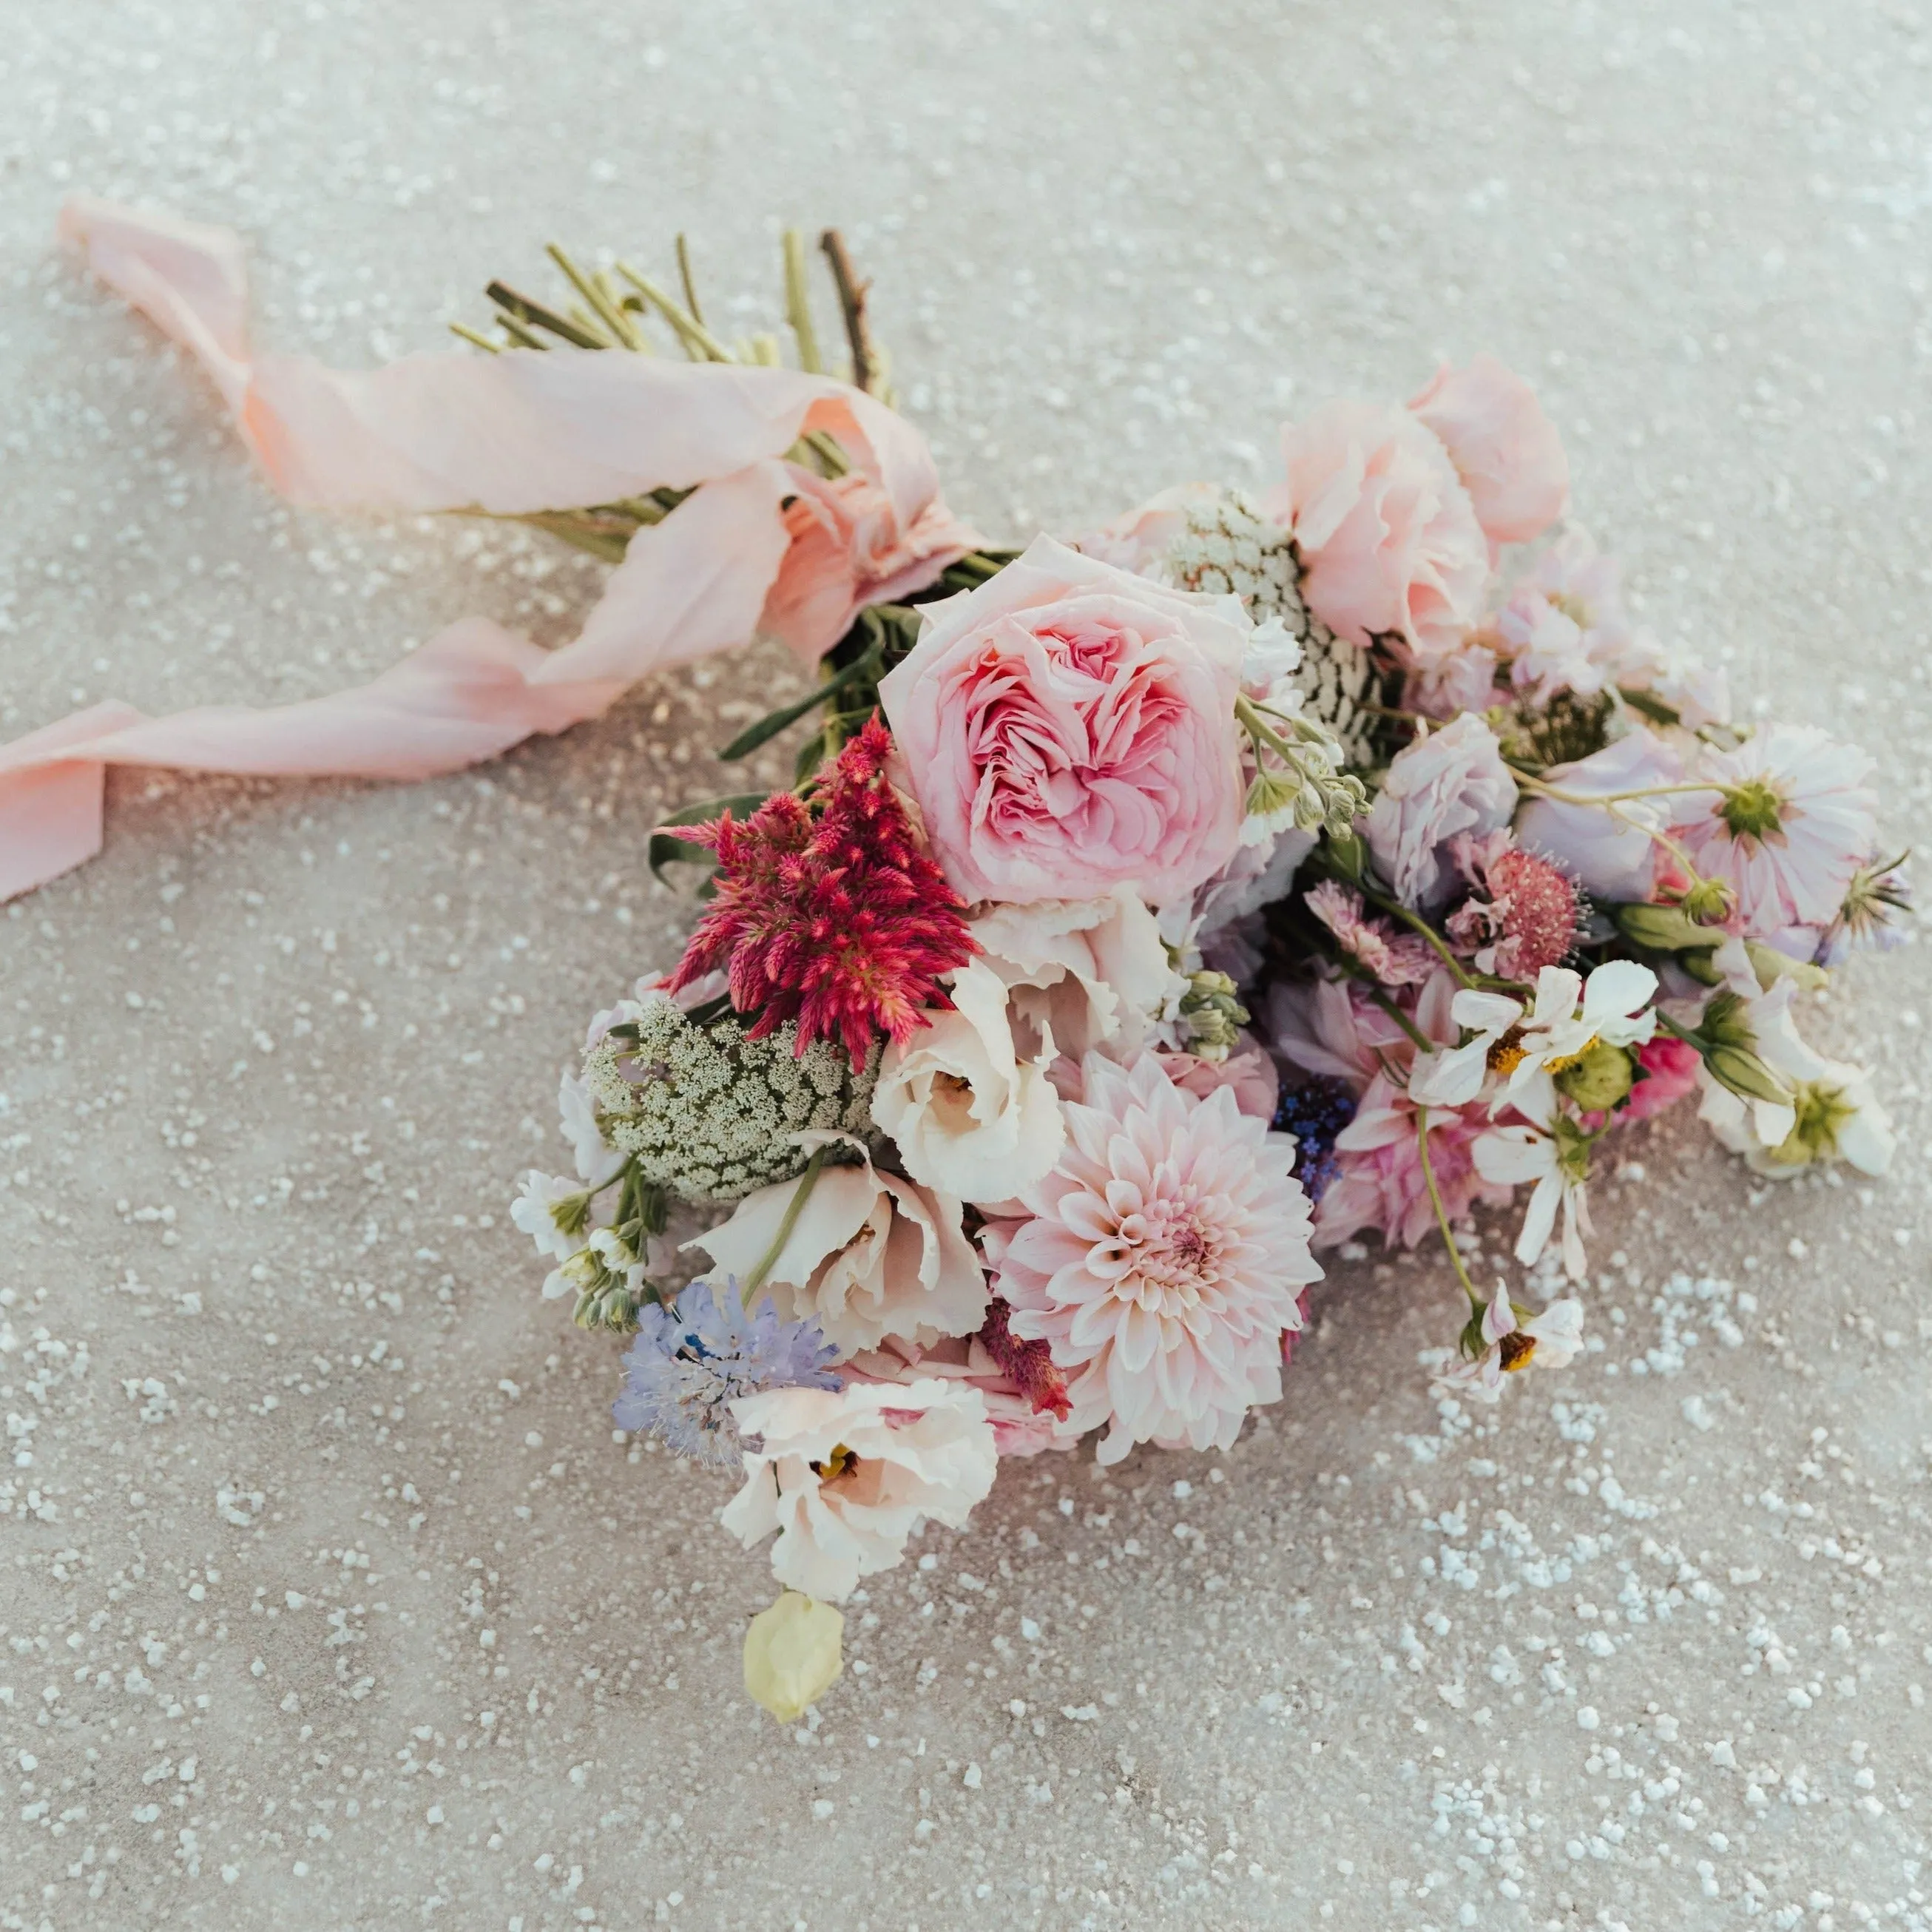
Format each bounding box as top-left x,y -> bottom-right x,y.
1,3 -> 1930,1929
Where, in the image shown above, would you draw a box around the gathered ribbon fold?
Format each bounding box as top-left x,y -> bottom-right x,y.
0,197 -> 977,900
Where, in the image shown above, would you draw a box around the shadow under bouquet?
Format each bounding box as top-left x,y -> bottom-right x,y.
494,252 -> 1907,1721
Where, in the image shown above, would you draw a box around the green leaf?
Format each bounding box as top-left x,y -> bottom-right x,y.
1618,685 -> 1681,727
715,646 -> 882,760
648,791 -> 769,888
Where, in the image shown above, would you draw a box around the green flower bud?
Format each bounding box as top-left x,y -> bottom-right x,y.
1615,903 -> 1709,953
1553,1038 -> 1635,1112
1678,877 -> 1735,925
1706,1044 -> 1792,1109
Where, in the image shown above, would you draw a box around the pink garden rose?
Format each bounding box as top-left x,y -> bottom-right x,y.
761,469 -> 978,664
877,536 -> 1249,907
1408,354 -> 1570,547
1272,399 -> 1489,666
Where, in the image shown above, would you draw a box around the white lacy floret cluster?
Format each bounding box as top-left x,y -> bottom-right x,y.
583,992 -> 879,1202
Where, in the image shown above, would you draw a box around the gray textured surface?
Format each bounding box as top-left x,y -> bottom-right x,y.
3,4 -> 1931,1928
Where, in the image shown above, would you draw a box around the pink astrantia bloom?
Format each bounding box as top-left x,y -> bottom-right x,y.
878,535 -> 1248,908
1304,879 -> 1437,986
1408,354 -> 1570,547
1669,726 -> 1879,936
1443,831 -> 1583,979
842,1331 -> 1081,1459
981,1053 -> 1320,1464
1273,399 -> 1490,665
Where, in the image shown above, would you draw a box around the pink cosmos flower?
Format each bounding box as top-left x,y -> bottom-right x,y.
1267,970 -> 1457,1094
1407,355 -> 1570,547
878,536 -> 1249,908
760,469 -> 978,664
1304,879 -> 1437,986
1273,399 -> 1490,665
1317,1075 -> 1511,1252
1364,715 -> 1518,911
1668,725 -> 1878,935
980,1053 -> 1320,1464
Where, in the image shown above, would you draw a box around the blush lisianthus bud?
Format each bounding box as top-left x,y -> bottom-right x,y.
743,1590 -> 843,1722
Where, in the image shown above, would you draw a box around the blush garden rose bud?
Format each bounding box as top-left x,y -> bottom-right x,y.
743,1590 -> 844,1723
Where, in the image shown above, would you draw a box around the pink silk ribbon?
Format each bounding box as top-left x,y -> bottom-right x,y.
0,197 -> 976,901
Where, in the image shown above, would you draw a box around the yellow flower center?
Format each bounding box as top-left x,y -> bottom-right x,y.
1499,1332 -> 1538,1372
810,1443 -> 858,1484
1540,1034 -> 1599,1077
1487,1025 -> 1528,1075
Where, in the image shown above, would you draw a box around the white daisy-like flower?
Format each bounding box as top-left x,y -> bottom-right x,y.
1438,1293 -> 1586,1403
558,1069 -> 624,1187
1471,1087 -> 1595,1280
1697,981 -> 1894,1178
1408,961 -> 1657,1113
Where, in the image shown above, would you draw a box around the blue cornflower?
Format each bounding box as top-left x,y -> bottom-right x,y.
613,1277 -> 840,1469
1272,1075 -> 1357,1205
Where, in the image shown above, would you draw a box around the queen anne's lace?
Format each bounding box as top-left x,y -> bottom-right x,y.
1159,487 -> 1382,766
584,993 -> 879,1203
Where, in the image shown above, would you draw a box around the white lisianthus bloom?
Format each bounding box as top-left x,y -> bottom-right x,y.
720,1380 -> 998,1603
870,958 -> 1064,1203
689,1134 -> 988,1356
1472,1088 -> 1594,1281
1698,982 -> 1894,1178
1408,961 -> 1657,1113
970,888 -> 1181,1061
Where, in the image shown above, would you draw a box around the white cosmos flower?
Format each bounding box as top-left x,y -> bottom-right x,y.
1408,961 -> 1657,1113
870,958 -> 1065,1204
689,1134 -> 988,1357
1698,981 -> 1894,1178
1438,1292 -> 1587,1403
720,1379 -> 998,1603
1472,1087 -> 1595,1281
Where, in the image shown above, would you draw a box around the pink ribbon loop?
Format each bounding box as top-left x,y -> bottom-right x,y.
0,198 -> 977,902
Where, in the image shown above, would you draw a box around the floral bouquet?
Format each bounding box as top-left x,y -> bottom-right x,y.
30,204 -> 1905,1726
491,250 -> 1905,1721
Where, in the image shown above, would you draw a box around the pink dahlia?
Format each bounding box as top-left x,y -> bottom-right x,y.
980,1053 -> 1320,1463
1668,725 -> 1878,936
